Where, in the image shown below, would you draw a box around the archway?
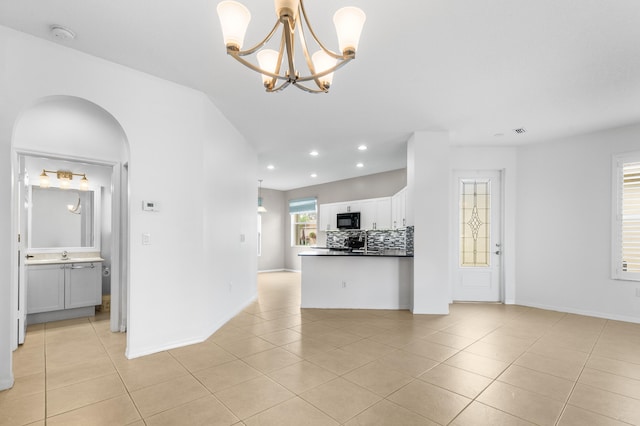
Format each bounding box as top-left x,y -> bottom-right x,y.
10,95 -> 130,350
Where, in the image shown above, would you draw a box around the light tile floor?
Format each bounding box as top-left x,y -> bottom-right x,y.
2,271 -> 640,425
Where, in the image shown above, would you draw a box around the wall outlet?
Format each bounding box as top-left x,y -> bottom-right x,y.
342,281 -> 347,288
142,233 -> 151,245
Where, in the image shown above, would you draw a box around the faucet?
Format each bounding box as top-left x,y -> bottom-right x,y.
61,250 -> 68,259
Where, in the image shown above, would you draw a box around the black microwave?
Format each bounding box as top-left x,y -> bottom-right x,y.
337,212 -> 360,229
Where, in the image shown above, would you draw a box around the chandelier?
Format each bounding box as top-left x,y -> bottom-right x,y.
216,0 -> 366,93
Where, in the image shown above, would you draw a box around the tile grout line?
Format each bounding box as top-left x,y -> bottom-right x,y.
445,309 -> 569,425
552,318 -> 620,426
89,316 -> 148,425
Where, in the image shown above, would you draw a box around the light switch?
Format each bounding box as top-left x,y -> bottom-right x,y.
240,234 -> 246,243
142,233 -> 151,245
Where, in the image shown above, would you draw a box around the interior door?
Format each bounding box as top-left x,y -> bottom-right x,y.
17,157 -> 28,345
452,170 -> 502,302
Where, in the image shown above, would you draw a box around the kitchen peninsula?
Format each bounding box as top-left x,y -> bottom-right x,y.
298,227 -> 414,310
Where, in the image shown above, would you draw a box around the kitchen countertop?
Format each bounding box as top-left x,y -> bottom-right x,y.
299,249 -> 413,257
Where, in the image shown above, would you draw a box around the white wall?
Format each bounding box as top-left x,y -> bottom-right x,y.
408,132 -> 450,314
0,25 -> 257,388
516,123 -> 640,322
258,188 -> 286,272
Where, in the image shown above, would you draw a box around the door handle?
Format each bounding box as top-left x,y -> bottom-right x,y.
70,264 -> 96,269
494,250 -> 501,255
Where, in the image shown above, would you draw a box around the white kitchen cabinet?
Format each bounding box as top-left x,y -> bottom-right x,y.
360,198 -> 391,230
392,187 -> 407,229
27,262 -> 102,314
375,198 -> 392,229
321,197 -> 392,230
319,203 -> 338,231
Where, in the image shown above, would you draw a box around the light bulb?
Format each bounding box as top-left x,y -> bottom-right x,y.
257,49 -> 280,86
312,50 -> 337,89
79,175 -> 89,191
333,7 -> 366,56
39,170 -> 50,188
217,1 -> 251,51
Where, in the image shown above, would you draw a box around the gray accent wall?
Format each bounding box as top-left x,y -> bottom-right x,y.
258,188 -> 285,272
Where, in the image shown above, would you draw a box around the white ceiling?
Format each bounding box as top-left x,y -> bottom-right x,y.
2,1 -> 640,190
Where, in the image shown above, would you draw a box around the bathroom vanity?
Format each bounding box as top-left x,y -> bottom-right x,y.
25,255 -> 103,324
21,184 -> 104,326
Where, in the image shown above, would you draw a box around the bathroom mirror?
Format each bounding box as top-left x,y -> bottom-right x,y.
28,186 -> 101,251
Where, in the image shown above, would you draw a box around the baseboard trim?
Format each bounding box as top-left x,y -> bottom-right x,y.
125,294 -> 258,359
0,375 -> 15,391
257,269 -> 286,273
517,300 -> 640,324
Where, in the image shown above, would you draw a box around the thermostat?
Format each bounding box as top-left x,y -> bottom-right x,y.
142,200 -> 159,212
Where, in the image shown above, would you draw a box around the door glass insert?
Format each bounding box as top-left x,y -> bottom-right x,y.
460,179 -> 491,267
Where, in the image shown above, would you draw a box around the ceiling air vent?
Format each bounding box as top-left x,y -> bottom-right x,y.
513,128 -> 527,134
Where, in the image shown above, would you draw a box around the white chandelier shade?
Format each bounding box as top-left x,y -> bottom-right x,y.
216,0 -> 365,93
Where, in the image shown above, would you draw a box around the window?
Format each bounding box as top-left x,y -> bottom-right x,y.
289,198 -> 317,247
613,152 -> 640,281
459,179 -> 491,267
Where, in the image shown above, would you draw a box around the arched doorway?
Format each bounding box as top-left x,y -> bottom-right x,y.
11,96 -> 130,349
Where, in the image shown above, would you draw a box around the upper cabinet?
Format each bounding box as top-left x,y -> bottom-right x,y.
392,187 -> 408,229
319,203 -> 338,231
319,197 -> 392,230
359,198 -> 391,230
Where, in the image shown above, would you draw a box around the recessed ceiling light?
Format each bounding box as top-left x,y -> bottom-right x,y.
356,163 -> 364,168
310,150 -> 319,156
267,164 -> 275,170
310,173 -> 317,178
358,144 -> 368,151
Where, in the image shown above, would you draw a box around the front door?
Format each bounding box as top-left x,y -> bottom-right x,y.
452,170 -> 502,302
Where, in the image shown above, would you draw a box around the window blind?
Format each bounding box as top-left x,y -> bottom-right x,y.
289,197 -> 317,214
622,161 -> 640,273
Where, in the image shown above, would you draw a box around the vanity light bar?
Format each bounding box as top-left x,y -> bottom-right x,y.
39,169 -> 89,190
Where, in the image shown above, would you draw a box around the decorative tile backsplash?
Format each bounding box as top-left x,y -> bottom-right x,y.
326,226 -> 414,254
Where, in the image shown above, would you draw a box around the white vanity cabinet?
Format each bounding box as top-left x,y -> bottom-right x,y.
26,264 -> 65,314
65,263 -> 102,309
27,262 -> 102,316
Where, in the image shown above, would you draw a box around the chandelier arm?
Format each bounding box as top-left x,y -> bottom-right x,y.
266,80 -> 292,93
282,16 -> 297,82
292,81 -> 328,94
295,57 -> 352,82
298,0 -> 346,60
296,15 -> 323,90
235,20 -> 281,57
228,53 -> 289,81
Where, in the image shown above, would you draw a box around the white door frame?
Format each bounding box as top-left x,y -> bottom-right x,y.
451,169 -> 504,302
12,151 -> 128,343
